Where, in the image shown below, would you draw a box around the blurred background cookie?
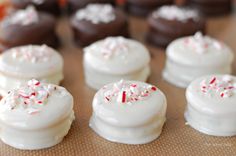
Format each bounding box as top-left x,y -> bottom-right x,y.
185,0 -> 232,16
0,6 -> 59,52
126,0 -> 174,16
10,0 -> 61,15
146,5 -> 206,47
70,4 -> 129,47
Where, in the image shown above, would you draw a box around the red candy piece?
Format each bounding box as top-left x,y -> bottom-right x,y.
122,91 -> 126,103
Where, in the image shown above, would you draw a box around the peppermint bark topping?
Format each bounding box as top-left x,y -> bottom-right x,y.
5,6 -> 39,26
103,80 -> 157,105
75,4 -> 115,24
153,5 -> 199,22
11,45 -> 52,63
2,79 -> 57,114
184,32 -> 223,54
100,37 -> 129,59
200,76 -> 236,98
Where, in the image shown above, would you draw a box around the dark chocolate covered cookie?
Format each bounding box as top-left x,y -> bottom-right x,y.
146,5 -> 206,47
185,0 -> 232,16
70,4 -> 129,47
0,6 -> 58,52
10,0 -> 60,15
126,0 -> 174,16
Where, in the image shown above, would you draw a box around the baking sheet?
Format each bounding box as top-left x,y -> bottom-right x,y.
0,7 -> 236,156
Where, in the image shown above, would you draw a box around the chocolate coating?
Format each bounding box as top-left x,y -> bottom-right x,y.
0,12 -> 58,52
68,0 -> 115,13
71,9 -> 129,47
146,11 -> 206,47
185,0 -> 232,16
10,0 -> 60,15
126,0 -> 174,16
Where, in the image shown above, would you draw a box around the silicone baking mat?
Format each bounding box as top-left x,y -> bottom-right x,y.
0,6 -> 236,156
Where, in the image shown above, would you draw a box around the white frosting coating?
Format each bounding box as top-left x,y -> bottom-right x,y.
83,37 -> 151,90
163,33 -> 234,88
90,80 -> 167,144
31,0 -> 44,5
0,80 -> 74,149
152,5 -> 199,22
84,63 -> 150,90
185,75 -> 236,136
0,45 -> 64,96
4,6 -> 39,26
75,4 -> 115,24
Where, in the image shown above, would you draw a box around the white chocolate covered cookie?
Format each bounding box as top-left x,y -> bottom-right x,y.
185,75 -> 236,136
83,37 -> 151,90
0,45 -> 64,96
90,80 -> 167,144
0,79 -> 74,150
163,32 -> 234,88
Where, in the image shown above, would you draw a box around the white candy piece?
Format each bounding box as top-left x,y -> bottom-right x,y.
5,6 -> 39,26
90,80 -> 167,144
185,75 -> 236,136
75,4 -> 116,24
152,5 -> 199,22
32,0 -> 44,5
0,80 -> 74,150
162,32 -> 234,88
83,37 -> 151,90
0,45 -> 64,96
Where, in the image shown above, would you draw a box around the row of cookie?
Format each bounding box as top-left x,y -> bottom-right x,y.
0,34 -> 235,149
84,34 -> 234,89
0,71 -> 235,149
71,4 -> 205,47
90,74 -> 236,144
0,3 -> 230,52
9,0 -> 233,16
1,31 -> 231,95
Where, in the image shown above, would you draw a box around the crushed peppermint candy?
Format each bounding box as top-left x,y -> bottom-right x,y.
11,45 -> 53,63
75,4 -> 115,24
102,80 -> 157,105
152,5 -> 199,22
4,6 -> 39,26
2,79 -> 57,115
99,37 -> 129,59
200,76 -> 236,98
184,32 -> 223,54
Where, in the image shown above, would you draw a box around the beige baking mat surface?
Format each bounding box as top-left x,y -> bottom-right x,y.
1,9 -> 236,156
